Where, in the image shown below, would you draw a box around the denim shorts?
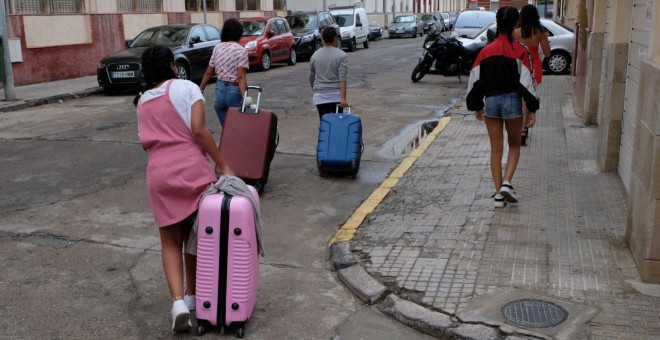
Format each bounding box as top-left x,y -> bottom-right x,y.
484,92 -> 522,119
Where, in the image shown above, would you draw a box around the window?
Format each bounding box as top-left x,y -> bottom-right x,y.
275,19 -> 287,34
185,0 -> 218,11
203,25 -> 221,41
117,0 -> 162,13
189,26 -> 207,44
273,0 -> 284,10
235,0 -> 260,11
14,0 -> 83,14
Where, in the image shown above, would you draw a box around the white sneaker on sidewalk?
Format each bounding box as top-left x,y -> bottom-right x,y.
494,193 -> 506,208
184,294 -> 196,311
500,180 -> 518,203
171,299 -> 191,332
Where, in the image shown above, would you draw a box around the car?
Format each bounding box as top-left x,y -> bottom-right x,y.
388,14 -> 424,38
239,17 -> 297,71
331,5 -> 370,51
538,19 -> 574,74
369,24 -> 383,40
285,11 -> 337,60
420,14 -> 444,34
453,10 -> 496,38
438,12 -> 452,30
97,23 -> 221,93
458,19 -> 574,75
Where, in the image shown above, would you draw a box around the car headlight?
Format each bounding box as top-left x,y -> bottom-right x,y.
301,34 -> 314,42
342,31 -> 350,38
245,40 -> 257,49
98,62 -> 106,68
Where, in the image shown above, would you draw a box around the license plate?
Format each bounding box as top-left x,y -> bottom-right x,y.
112,71 -> 135,78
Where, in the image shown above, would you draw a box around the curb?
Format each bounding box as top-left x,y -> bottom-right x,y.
0,87 -> 104,114
327,113 -> 539,339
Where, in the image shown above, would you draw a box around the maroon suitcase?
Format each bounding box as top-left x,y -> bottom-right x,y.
219,86 -> 278,193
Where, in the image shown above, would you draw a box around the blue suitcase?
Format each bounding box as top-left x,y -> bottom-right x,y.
316,106 -> 363,178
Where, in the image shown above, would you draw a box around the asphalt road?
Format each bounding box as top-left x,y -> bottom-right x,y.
0,34 -> 467,339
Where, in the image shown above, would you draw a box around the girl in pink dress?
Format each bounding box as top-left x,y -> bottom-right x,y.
135,46 -> 233,332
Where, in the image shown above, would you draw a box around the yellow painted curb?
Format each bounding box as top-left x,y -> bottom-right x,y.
328,116 -> 452,246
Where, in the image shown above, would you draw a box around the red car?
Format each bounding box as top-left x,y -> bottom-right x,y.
239,17 -> 297,71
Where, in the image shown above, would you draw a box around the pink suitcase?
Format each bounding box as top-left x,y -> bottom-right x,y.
195,186 -> 260,337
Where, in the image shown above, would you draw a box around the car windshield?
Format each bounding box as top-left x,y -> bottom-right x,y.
242,21 -> 267,36
334,14 -> 354,27
421,15 -> 434,21
441,13 -> 449,19
455,12 -> 495,28
394,15 -> 415,23
286,15 -> 317,29
468,23 -> 494,39
129,27 -> 189,47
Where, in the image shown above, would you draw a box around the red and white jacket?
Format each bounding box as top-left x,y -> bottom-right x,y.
466,35 -> 539,113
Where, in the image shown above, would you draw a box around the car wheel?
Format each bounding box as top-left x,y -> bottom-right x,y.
176,61 -> 189,80
287,49 -> 296,65
419,29 -> 423,37
348,38 -> 356,52
260,52 -> 271,71
412,28 -> 417,38
545,50 -> 571,75
363,37 -> 369,49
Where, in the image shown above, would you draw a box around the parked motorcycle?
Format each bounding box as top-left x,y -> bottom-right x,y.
411,26 -> 488,83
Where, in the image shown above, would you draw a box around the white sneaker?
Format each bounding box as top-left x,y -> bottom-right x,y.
184,294 -> 196,311
500,181 -> 518,203
171,299 -> 191,332
494,193 -> 506,208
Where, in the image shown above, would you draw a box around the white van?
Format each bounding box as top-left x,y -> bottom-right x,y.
330,4 -> 370,52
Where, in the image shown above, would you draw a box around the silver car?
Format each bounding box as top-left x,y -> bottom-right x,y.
457,19 -> 574,75
388,14 -> 424,38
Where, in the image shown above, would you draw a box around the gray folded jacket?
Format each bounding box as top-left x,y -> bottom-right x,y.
186,175 -> 264,257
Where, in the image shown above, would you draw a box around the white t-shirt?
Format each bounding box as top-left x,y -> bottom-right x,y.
138,79 -> 205,130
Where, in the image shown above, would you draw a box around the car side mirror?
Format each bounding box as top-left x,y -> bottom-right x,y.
356,22 -> 362,27
125,40 -> 131,48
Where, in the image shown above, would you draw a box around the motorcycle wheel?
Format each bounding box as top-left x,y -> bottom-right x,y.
411,57 -> 433,83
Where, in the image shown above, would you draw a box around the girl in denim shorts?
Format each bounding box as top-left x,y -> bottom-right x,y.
466,6 -> 539,208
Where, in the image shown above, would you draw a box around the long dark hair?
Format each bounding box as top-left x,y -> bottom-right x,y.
495,6 -> 519,43
133,46 -> 177,106
519,4 -> 543,39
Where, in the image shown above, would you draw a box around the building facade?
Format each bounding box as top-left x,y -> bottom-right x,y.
569,0 -> 660,283
2,0 -> 288,86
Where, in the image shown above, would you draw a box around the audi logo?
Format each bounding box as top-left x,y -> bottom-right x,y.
116,64 -> 130,70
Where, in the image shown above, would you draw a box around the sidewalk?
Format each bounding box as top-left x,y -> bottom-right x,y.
0,76 -> 102,113
330,75 -> 660,339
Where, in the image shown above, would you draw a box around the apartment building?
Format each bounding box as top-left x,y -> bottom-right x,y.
3,0 -> 287,85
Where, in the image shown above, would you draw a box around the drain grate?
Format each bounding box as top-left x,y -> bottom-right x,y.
502,299 -> 568,328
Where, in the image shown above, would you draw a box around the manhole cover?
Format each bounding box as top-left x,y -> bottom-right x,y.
502,299 -> 568,328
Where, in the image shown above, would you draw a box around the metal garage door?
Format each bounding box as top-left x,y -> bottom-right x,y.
619,0 -> 652,192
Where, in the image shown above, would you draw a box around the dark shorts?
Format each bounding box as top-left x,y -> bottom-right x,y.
484,92 -> 522,119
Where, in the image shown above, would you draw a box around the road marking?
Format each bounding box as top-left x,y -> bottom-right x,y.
328,116 -> 451,246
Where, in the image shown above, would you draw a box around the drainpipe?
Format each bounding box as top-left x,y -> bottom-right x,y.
0,0 -> 14,101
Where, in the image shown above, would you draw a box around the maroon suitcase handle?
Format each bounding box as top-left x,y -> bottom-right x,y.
241,86 -> 262,114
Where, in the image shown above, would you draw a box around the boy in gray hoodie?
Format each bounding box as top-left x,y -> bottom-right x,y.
309,26 -> 348,119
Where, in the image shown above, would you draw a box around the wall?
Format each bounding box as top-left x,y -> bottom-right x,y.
23,15 -> 92,48
625,0 -> 660,283
596,0 -> 629,172
576,0 -> 604,125
7,14 -> 125,85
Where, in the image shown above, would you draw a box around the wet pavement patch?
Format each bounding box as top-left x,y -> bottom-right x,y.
377,120 -> 439,159
458,287 -> 599,339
